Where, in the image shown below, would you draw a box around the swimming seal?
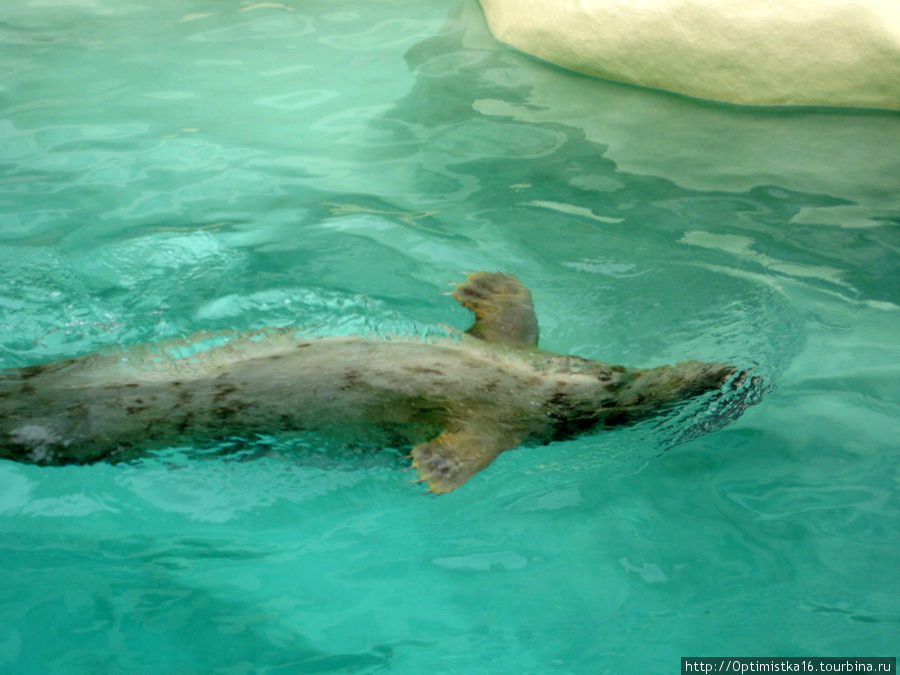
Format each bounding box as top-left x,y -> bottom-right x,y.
0,272 -> 758,493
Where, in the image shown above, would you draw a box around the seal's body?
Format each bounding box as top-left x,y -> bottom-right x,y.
0,273 -> 754,493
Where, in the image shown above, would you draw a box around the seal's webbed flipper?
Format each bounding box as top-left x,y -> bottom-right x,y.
452,272 -> 539,348
411,421 -> 520,494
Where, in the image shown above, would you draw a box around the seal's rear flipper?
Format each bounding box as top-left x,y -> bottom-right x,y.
452,272 -> 539,348
411,422 -> 520,494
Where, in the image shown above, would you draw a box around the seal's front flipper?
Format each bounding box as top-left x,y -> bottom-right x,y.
452,272 -> 539,348
411,422 -> 520,494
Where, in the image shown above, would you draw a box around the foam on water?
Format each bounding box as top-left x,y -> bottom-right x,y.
1,0 -> 898,672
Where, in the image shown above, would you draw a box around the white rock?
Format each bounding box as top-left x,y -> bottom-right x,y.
478,0 -> 900,108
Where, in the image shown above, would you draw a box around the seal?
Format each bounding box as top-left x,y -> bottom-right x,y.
0,272 -> 759,493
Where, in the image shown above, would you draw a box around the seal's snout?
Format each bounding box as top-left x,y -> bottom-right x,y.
711,365 -> 766,401
708,363 -> 739,389
706,362 -> 748,390
663,361 -> 737,399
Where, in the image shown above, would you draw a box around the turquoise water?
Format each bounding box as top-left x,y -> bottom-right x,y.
1,0 -> 898,672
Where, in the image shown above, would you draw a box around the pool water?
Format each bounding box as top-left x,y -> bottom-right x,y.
1,0 -> 898,672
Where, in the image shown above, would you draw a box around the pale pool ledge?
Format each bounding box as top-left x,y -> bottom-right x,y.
476,0 -> 900,109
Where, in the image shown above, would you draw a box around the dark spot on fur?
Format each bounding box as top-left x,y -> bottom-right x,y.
458,286 -> 486,301
20,382 -> 35,395
416,444 -> 456,478
213,384 -> 238,403
126,405 -> 148,415
212,389 -> 250,420
268,354 -> 283,361
409,366 -> 443,376
144,423 -> 166,440
296,342 -> 311,349
431,461 -> 452,478
177,413 -> 193,433
125,383 -> 139,388
214,406 -> 237,420
603,410 -> 632,427
611,365 -> 626,373
172,381 -> 182,387
20,365 -> 44,380
545,390 -> 600,440
340,370 -> 363,391
485,379 -> 500,392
